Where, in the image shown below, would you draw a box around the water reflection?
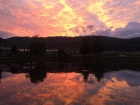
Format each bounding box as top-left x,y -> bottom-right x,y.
0,61 -> 140,84
82,70 -> 89,82
26,63 -> 47,83
0,61 -> 107,83
0,61 -> 140,105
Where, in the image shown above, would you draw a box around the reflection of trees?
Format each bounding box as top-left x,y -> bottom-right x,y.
80,61 -> 105,82
79,61 -> 105,82
93,61 -> 104,82
82,71 -> 89,82
28,70 -> 46,83
4,61 -> 137,84
94,71 -> 104,82
26,63 -> 47,84
80,61 -> 91,82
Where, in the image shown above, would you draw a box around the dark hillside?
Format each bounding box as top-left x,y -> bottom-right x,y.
4,36 -> 140,51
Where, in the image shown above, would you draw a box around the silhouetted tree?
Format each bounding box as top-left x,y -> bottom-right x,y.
10,45 -> 18,54
92,36 -> 104,57
29,35 -> 46,55
79,36 -> 91,56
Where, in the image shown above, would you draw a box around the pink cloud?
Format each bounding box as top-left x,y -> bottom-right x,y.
0,0 -> 140,38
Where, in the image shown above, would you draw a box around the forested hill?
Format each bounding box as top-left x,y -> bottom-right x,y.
1,36 -> 140,51
0,37 -> 7,45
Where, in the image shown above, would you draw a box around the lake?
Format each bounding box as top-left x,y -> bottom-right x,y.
0,61 -> 140,105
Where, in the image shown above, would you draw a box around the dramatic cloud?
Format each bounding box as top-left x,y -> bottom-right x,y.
0,31 -> 14,38
0,0 -> 140,38
113,22 -> 140,38
95,29 -> 112,37
95,22 -> 140,38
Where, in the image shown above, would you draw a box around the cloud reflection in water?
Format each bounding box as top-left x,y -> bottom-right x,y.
0,70 -> 140,105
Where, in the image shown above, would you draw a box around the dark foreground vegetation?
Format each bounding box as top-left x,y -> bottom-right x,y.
0,36 -> 140,61
3,36 -> 140,51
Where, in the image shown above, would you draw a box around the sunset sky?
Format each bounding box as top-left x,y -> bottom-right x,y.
0,0 -> 140,38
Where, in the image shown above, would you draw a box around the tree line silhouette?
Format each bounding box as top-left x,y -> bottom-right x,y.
3,36 -> 140,51
79,36 -> 104,57
1,60 -> 139,84
27,35 -> 104,57
1,35 -> 140,57
0,62 -> 106,84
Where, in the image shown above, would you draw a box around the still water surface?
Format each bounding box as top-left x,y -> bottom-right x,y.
0,62 -> 140,105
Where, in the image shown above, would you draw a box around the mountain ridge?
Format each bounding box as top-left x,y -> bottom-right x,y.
0,36 -> 140,51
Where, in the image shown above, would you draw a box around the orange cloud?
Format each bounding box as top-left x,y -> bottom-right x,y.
88,0 -> 140,31
0,0 -> 140,37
